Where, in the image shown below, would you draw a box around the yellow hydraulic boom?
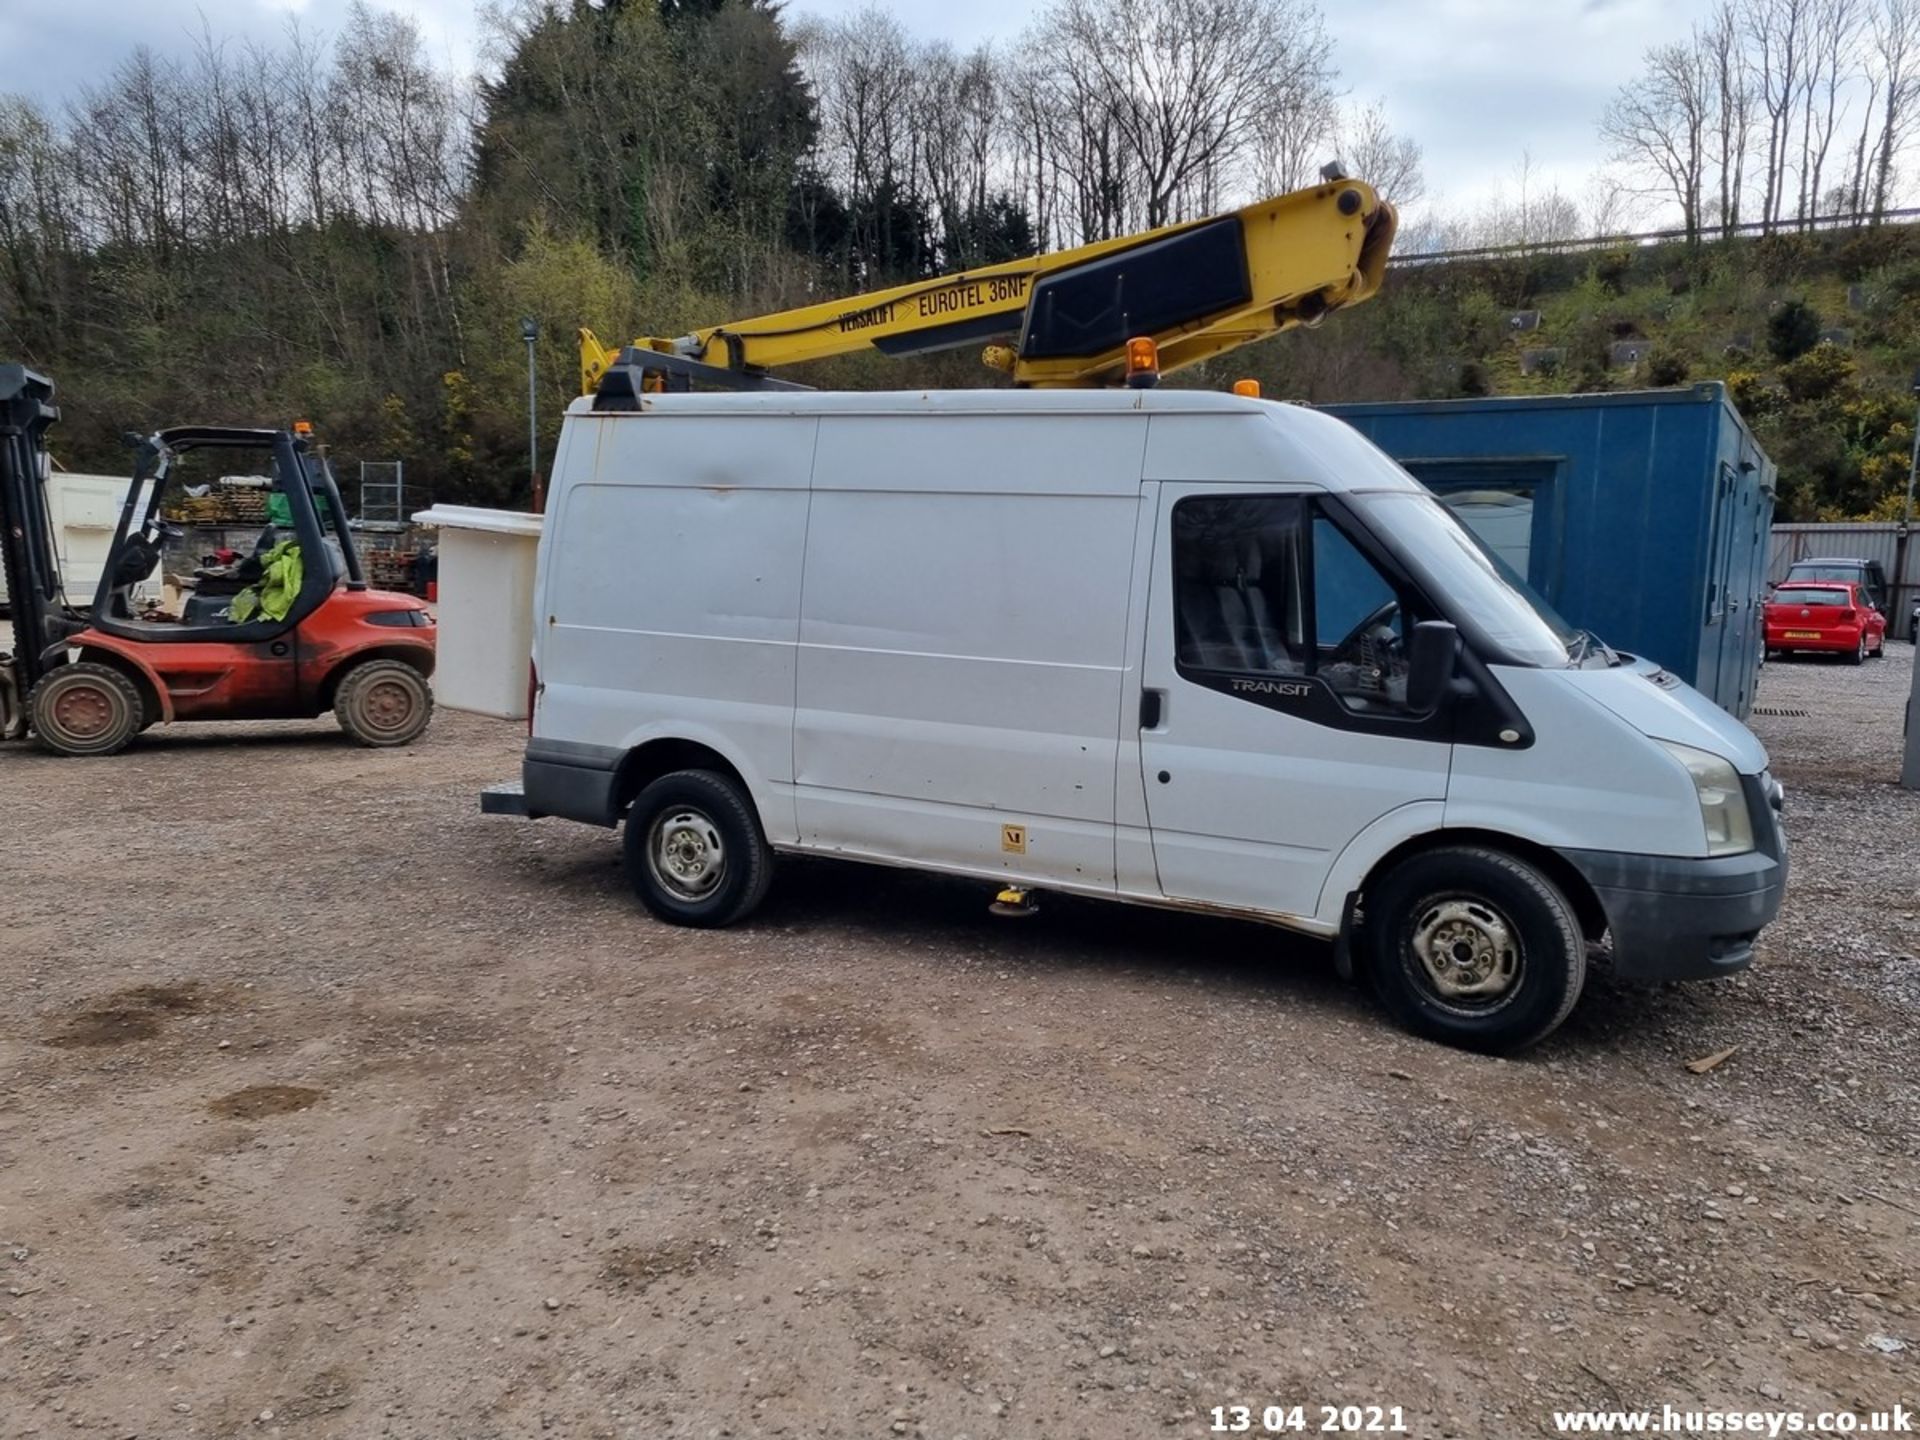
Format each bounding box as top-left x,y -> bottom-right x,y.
579,174 -> 1395,394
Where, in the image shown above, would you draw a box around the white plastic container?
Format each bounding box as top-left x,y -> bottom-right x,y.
412,504 -> 543,719
47,472 -> 162,604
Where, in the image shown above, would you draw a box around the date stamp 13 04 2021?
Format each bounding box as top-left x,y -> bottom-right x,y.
1208,1404 -> 1410,1434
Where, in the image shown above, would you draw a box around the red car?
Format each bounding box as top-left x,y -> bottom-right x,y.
1764,581 -> 1886,663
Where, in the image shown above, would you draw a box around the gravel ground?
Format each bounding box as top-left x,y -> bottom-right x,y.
0,648 -> 1914,1440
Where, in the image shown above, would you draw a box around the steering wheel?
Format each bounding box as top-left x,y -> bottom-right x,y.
1331,599 -> 1401,660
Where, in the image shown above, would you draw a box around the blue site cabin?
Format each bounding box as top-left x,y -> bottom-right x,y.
1322,383 -> 1776,718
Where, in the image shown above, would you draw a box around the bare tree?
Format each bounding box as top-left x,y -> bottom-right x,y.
1865,0 -> 1920,216
1793,0 -> 1863,225
1249,76 -> 1337,197
910,44 -> 1007,266
1338,99 -> 1424,207
1003,57 -> 1061,248
1745,0 -> 1813,227
0,96 -> 75,348
1506,151 -> 1586,250
1585,170 -> 1643,235
1031,0 -> 1335,230
1600,36 -> 1714,241
1008,40 -> 1136,242
956,49 -> 1000,231
330,4 -> 464,233
913,43 -> 968,261
1704,2 -> 1754,233
807,10 -> 914,202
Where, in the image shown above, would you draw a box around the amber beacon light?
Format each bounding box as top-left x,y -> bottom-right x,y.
1124,337 -> 1160,389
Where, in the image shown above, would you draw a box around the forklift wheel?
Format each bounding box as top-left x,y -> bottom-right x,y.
28,662 -> 143,758
334,660 -> 433,747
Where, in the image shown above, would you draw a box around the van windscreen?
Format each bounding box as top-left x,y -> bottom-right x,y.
1350,490 -> 1575,667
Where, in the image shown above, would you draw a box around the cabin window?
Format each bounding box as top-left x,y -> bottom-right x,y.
1171,495 -> 1309,676
1170,495 -> 1422,714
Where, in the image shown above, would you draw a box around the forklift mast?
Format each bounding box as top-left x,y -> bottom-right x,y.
0,365 -> 71,699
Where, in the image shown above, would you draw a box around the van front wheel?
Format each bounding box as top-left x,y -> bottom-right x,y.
624,769 -> 773,927
1362,846 -> 1585,1053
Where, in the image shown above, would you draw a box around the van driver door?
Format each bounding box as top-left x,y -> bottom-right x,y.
1136,485 -> 1452,923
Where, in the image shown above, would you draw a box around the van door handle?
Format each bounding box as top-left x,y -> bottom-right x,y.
1139,689 -> 1165,729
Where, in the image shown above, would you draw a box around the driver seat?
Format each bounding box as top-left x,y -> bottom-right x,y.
1221,536 -> 1287,670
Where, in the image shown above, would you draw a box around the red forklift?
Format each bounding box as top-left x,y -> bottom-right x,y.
0,365 -> 436,757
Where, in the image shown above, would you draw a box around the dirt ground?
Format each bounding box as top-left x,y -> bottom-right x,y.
2,648 -> 1915,1440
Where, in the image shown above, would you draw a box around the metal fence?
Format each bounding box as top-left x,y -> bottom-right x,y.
1393,207 -> 1920,267
359,460 -> 405,523
1769,522 -> 1919,636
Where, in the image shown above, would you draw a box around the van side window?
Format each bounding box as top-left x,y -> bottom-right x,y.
1310,512 -> 1417,714
1171,496 -> 1309,675
1171,496 -> 1422,716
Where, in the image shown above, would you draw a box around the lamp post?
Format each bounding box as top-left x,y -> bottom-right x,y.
521,317 -> 542,513
1899,366 -> 1920,639
1902,368 -> 1920,791
1902,366 -> 1920,540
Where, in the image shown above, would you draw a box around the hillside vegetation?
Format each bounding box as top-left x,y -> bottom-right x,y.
1221,224 -> 1920,523
3,0 -> 1914,522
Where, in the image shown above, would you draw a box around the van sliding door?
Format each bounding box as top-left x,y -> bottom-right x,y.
791,413 -> 1146,890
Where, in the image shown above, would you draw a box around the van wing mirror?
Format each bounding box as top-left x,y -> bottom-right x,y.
1406,620 -> 1460,715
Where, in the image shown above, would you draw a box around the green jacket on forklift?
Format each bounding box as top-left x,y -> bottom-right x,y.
227,540 -> 303,623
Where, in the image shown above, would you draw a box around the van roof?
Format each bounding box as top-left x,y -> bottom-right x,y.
562,386 -> 1431,497
564,387 -> 1284,419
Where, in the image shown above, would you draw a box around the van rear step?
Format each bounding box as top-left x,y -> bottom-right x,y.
480,780 -> 528,817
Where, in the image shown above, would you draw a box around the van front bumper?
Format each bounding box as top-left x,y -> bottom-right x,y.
1561,774 -> 1787,982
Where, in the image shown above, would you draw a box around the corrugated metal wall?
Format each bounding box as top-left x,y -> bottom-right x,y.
1769,523 -> 1918,632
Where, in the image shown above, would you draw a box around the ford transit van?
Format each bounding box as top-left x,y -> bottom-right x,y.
486,388 -> 1787,1051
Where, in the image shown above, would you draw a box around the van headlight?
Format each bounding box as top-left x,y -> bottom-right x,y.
1659,741 -> 1754,857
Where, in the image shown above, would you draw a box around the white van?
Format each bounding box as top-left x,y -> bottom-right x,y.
488,387 -> 1786,1051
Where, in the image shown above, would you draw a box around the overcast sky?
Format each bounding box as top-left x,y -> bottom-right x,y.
0,0 -> 1725,217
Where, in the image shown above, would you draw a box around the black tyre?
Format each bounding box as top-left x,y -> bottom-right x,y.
623,769 -> 773,927
1362,846 -> 1586,1053
334,660 -> 434,747
1869,633 -> 1884,658
28,662 -> 143,757
1846,632 -> 1865,665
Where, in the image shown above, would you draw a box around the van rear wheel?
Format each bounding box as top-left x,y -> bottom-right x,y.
1362,846 -> 1585,1053
624,769 -> 773,928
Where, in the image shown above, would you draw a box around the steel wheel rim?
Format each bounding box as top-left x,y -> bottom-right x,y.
46,678 -> 130,747
1408,894 -> 1522,1012
358,676 -> 419,734
646,807 -> 727,901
